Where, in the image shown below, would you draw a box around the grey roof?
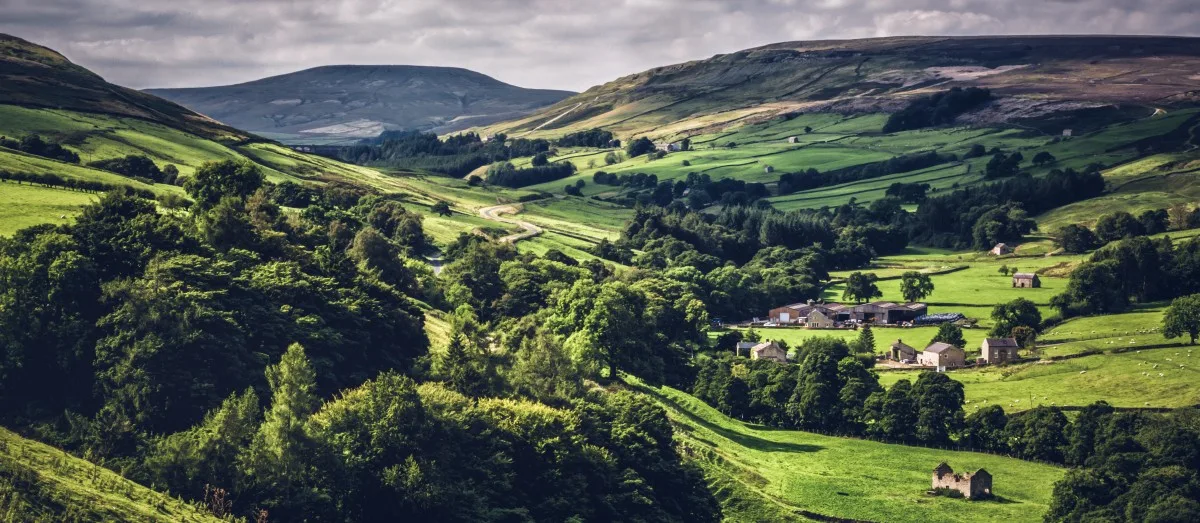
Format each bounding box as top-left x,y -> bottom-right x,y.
1012,272 -> 1038,279
924,342 -> 960,354
891,340 -> 915,351
984,338 -> 1019,348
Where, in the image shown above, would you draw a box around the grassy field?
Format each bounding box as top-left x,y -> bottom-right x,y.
877,347 -> 1199,413
1,426 -> 220,522
824,249 -> 1085,328
631,380 -> 1064,523
0,182 -> 96,236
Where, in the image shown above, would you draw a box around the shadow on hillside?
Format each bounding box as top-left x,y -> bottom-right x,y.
634,384 -> 822,454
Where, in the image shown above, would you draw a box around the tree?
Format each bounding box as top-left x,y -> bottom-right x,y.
510,329 -> 581,403
960,405 -> 1008,452
1010,325 -> 1037,349
1162,293 -> 1200,344
841,272 -> 882,303
1032,151 -> 1057,166
604,152 -> 620,165
911,372 -> 964,445
240,343 -> 328,519
998,264 -> 1010,276
626,137 -> 655,158
930,322 -> 966,348
852,324 -> 876,353
184,160 -> 265,208
1057,224 -> 1099,253
899,271 -> 934,303
991,297 -> 1042,337
1094,211 -> 1144,242
531,152 -> 549,167
431,201 -> 452,217
1005,406 -> 1068,462
1051,260 -> 1128,317
439,332 -> 488,396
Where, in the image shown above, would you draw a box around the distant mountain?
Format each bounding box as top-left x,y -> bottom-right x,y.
147,66 -> 575,143
480,35 -> 1200,138
0,33 -> 250,143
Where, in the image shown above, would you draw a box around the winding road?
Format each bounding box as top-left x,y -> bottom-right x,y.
479,204 -> 543,243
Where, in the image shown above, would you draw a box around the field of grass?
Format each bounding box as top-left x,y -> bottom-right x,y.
824,249 -> 1084,328
0,182 -> 96,236
877,347 -> 1199,413
631,380 -> 1065,523
1,426 -> 220,522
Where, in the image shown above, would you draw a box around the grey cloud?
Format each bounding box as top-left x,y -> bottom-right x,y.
0,0 -> 1196,91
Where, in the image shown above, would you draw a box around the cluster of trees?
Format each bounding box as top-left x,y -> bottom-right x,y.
0,170 -> 155,198
1052,235 -> 1200,318
984,151 -> 1023,178
88,154 -> 179,185
1056,208 -> 1178,253
485,160 -> 577,188
776,151 -> 952,195
334,131 -> 552,177
885,182 -> 932,203
626,137 -> 657,158
909,167 -> 1105,249
555,128 -> 615,148
882,87 -> 993,133
1046,404 -> 1200,521
0,133 -> 80,163
0,156 -> 724,521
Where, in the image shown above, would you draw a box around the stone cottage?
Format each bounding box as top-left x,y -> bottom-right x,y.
888,339 -> 917,361
932,463 -> 992,498
918,342 -> 965,370
981,338 -> 1020,364
750,341 -> 787,363
1012,273 -> 1041,288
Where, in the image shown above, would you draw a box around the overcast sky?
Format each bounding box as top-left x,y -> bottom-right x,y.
2,0 -> 1198,91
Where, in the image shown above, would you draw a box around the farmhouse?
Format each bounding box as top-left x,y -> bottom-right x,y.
654,141 -> 681,152
750,341 -> 788,363
932,463 -> 992,499
981,338 -> 1020,364
989,243 -> 1012,255
806,310 -> 834,328
1012,273 -> 1040,288
735,341 -> 756,358
888,339 -> 917,361
918,342 -> 965,370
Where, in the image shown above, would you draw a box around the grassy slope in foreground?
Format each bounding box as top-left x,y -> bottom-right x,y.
632,380 -> 1063,523
0,427 -> 220,522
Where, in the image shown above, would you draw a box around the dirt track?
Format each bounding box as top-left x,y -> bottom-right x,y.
479,204 -> 542,243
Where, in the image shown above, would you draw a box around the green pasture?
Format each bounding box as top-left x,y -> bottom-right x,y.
632,380 -> 1064,523
0,426 -> 220,521
0,182 -> 96,236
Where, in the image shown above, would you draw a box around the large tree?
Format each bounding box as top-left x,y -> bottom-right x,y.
991,297 -> 1042,337
899,271 -> 935,303
1162,293 -> 1200,344
841,272 -> 882,304
184,160 -> 265,208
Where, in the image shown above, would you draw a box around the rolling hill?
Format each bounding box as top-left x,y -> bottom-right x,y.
477,35 -> 1200,140
0,34 -> 249,143
147,66 -> 575,144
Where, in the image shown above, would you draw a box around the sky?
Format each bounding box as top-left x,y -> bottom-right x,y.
2,0 -> 1198,92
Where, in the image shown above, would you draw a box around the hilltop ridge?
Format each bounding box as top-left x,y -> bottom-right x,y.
477,34 -> 1200,139
148,65 -> 575,144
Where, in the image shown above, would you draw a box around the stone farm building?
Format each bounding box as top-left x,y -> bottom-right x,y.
918,342 -> 966,369
787,136 -> 801,143
932,463 -> 992,499
981,338 -> 1019,364
768,301 -> 926,326
888,339 -> 917,361
989,243 -> 1012,256
655,142 -> 681,152
1012,273 -> 1041,288
750,341 -> 788,363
